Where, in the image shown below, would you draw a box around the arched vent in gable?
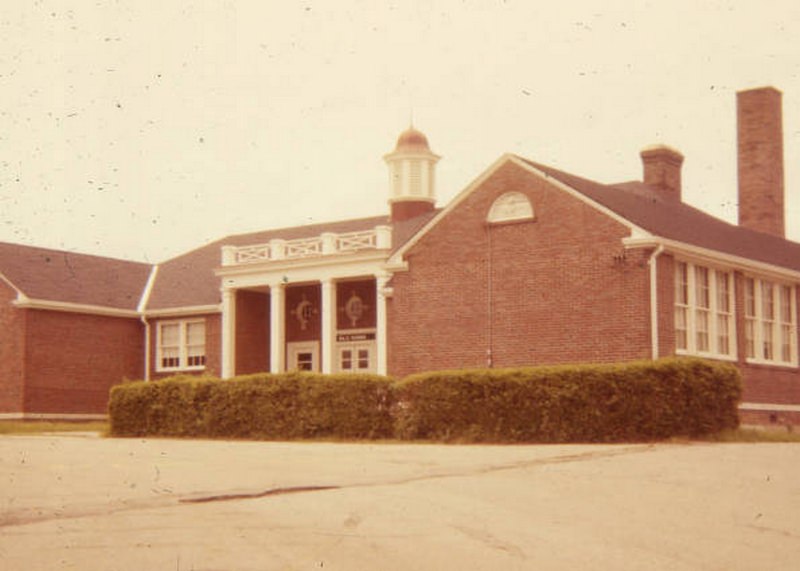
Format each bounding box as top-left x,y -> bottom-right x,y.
487,192 -> 534,224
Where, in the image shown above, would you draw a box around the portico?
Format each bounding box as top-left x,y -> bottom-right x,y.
216,225 -> 393,377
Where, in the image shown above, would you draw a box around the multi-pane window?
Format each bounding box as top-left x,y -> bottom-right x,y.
674,261 -> 735,358
339,345 -> 372,373
744,277 -> 796,365
157,319 -> 206,371
716,271 -> 732,355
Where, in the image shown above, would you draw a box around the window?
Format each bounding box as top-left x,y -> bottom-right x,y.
296,352 -> 314,371
674,261 -> 735,358
487,192 -> 534,223
338,344 -> 373,373
157,319 -> 206,371
744,277 -> 796,366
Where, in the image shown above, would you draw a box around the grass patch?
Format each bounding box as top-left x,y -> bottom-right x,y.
700,427 -> 800,443
0,420 -> 108,435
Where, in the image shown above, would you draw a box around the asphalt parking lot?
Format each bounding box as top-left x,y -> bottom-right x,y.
1,434 -> 799,570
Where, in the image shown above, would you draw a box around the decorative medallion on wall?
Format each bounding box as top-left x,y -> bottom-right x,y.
344,291 -> 367,327
292,294 -> 317,331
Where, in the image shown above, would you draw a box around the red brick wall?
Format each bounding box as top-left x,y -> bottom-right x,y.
739,363 -> 800,405
205,313 -> 221,376
656,254 -> 677,358
23,309 -> 144,414
388,160 -> 652,377
0,284 -> 25,413
740,409 -> 800,427
235,290 -> 269,375
149,313 -> 221,380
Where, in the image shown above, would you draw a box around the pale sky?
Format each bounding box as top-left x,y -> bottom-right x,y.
2,1 -> 800,262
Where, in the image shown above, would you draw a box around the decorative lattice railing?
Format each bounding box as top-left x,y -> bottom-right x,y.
222,226 -> 392,266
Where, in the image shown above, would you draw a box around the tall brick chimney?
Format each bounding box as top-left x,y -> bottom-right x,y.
737,86 -> 785,237
640,144 -> 684,201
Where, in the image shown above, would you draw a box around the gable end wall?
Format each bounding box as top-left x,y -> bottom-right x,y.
388,161 -> 652,376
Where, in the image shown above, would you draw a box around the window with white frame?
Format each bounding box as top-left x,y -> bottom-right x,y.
744,277 -> 797,365
157,319 -> 206,371
674,261 -> 735,358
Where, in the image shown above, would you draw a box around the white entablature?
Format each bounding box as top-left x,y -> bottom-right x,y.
221,225 -> 392,267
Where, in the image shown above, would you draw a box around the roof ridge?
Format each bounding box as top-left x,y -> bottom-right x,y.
224,213 -> 391,241
0,240 -> 151,267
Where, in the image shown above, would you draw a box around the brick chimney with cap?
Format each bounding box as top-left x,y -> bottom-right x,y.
737,86 -> 785,238
640,144 -> 685,201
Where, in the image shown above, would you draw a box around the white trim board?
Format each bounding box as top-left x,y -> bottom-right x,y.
13,298 -> 140,318
0,412 -> 108,421
739,402 -> 800,413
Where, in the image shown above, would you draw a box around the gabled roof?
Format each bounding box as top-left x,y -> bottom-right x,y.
145,212 -> 438,311
0,242 -> 152,311
518,157 -> 800,273
6,150 -> 798,316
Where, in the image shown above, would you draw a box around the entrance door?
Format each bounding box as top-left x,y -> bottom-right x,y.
287,341 -> 320,372
337,342 -> 375,373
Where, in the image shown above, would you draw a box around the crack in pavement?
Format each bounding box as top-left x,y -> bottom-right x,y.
0,444 -> 651,529
180,485 -> 340,504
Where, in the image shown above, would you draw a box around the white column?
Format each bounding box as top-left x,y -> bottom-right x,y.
321,278 -> 335,374
221,288 -> 236,379
269,282 -> 285,373
376,273 -> 390,376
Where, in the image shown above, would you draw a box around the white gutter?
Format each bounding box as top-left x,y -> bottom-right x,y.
0,271 -> 24,299
648,245 -> 665,360
144,304 -> 222,317
13,298 -> 140,318
624,236 -> 800,281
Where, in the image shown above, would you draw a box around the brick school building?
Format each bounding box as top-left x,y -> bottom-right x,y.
2,87 -> 799,425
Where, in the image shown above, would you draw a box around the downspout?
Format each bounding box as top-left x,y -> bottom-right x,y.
141,316 -> 151,381
486,223 -> 494,367
137,265 -> 159,382
648,244 -> 665,360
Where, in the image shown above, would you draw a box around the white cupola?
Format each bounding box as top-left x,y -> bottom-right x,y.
383,126 -> 440,222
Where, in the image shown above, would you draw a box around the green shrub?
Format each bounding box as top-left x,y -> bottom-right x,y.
109,372 -> 394,440
109,358 -> 740,443
393,358 -> 741,442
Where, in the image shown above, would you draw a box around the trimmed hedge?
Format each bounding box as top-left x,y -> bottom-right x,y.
109,372 -> 394,439
393,358 -> 741,442
108,358 -> 741,442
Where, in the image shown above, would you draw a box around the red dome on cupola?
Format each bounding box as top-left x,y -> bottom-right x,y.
395,127 -> 431,152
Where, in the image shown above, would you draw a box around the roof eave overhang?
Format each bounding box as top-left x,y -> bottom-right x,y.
624,236 -> 800,281
143,304 -> 222,317
13,298 -> 141,318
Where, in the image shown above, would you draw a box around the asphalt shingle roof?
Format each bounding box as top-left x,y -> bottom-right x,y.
4,155 -> 798,314
0,242 -> 152,310
521,157 -> 800,273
